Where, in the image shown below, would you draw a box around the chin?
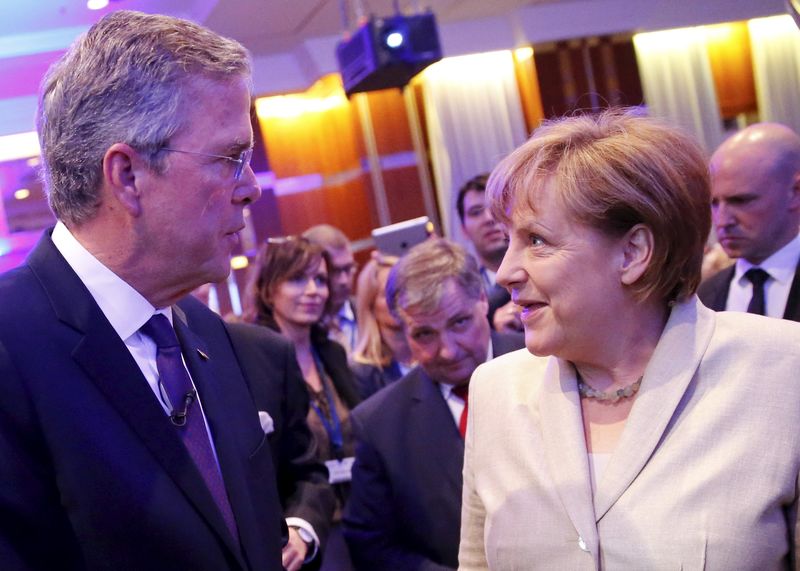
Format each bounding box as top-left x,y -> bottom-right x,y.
524,333 -> 556,358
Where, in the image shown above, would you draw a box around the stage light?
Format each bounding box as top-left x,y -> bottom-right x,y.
385,31 -> 404,49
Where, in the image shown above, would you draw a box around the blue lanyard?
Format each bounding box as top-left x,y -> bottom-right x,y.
309,348 -> 345,458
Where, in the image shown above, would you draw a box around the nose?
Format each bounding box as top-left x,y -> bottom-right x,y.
712,201 -> 734,230
304,278 -> 321,295
438,331 -> 460,361
234,165 -> 261,205
496,236 -> 526,291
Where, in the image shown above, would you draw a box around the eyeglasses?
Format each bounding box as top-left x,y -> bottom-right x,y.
330,263 -> 358,278
162,147 -> 253,181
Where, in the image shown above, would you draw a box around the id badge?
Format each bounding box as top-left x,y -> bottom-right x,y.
325,457 -> 355,484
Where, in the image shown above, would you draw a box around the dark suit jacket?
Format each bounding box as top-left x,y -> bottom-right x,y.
0,232 -> 285,570
486,283 -> 512,330
697,259 -> 800,321
226,322 -> 336,554
342,331 -> 525,571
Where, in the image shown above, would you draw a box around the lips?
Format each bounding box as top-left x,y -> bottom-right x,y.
483,229 -> 506,242
514,298 -> 546,321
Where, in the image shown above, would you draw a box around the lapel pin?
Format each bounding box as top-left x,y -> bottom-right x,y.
197,348 -> 209,361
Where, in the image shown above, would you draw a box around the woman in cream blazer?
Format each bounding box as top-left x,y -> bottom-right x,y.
459,110 -> 800,570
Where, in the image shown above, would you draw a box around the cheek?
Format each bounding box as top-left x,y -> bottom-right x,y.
271,286 -> 296,310
409,341 -> 435,364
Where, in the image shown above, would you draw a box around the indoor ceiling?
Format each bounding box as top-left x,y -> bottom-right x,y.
0,0 -> 544,102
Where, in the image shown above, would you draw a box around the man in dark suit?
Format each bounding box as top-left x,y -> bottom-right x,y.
456,174 -> 522,333
227,321 -> 336,570
698,123 -> 800,321
0,11 -> 285,570
342,239 -> 525,570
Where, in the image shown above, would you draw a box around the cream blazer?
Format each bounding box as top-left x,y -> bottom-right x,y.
459,297 -> 800,570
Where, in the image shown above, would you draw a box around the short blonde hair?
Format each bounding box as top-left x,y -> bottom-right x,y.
488,108 -> 710,303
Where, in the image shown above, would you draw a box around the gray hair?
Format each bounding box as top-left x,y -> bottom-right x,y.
386,238 -> 484,319
37,10 -> 252,226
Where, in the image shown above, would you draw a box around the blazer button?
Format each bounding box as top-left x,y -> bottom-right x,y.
577,536 -> 588,552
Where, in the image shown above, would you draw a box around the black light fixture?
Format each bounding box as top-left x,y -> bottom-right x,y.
336,7 -> 443,97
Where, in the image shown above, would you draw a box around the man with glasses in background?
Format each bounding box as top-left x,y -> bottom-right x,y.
303,224 -> 359,358
0,11 -> 286,570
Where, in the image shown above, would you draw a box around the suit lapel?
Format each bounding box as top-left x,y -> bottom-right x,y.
172,308 -> 249,567
538,358 -> 599,557
593,298 -> 715,520
709,265 -> 735,311
409,369 -> 464,492
781,258 -> 800,321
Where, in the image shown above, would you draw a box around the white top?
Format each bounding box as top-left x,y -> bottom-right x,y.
587,452 -> 612,495
726,233 -> 800,318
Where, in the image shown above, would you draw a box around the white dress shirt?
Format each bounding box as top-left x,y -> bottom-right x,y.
726,233 -> 800,318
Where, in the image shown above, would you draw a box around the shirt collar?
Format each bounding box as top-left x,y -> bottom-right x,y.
733,233 -> 800,286
437,335 -> 493,398
51,221 -> 163,340
338,298 -> 356,323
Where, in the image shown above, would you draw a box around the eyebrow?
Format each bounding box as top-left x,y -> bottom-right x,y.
220,138 -> 254,154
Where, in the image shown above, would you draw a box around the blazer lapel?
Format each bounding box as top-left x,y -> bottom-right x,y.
538,357 -> 599,558
29,234 -> 206,506
710,266 -> 734,311
593,298 -> 715,520
409,369 -> 464,492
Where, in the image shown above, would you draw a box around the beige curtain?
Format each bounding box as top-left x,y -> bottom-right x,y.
633,27 -> 725,152
749,15 -> 800,132
419,51 -> 527,246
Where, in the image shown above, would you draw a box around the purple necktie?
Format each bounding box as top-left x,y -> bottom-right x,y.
140,314 -> 239,542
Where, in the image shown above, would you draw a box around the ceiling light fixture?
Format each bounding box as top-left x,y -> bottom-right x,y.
87,0 -> 110,10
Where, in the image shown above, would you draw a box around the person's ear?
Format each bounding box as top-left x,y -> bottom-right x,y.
102,143 -> 146,217
477,290 -> 489,317
789,172 -> 800,211
619,224 -> 654,286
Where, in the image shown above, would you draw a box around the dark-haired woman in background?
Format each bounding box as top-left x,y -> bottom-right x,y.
248,236 -> 360,570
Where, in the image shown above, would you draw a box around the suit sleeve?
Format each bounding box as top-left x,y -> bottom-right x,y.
458,382 -> 489,571
342,413 -> 455,571
0,341 -> 81,569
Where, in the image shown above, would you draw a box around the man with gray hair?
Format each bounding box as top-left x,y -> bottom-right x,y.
342,238 -> 524,570
0,11 -> 285,569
